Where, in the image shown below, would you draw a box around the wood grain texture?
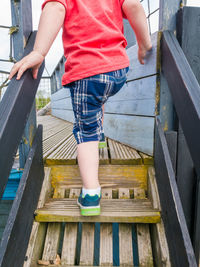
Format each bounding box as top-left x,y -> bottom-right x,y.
80,223 -> 95,265
119,223 -> 133,266
104,114 -> 154,155
134,189 -> 153,267
41,186 -> 65,261
61,223 -> 78,265
50,165 -> 148,191
0,32 -> 44,200
108,138 -> 142,165
34,198 -> 160,223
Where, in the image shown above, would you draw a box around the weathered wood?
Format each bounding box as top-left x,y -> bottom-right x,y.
104,114 -> 154,156
126,31 -> 158,82
50,165 -> 148,191
34,198 -> 160,223
139,152 -> 154,165
23,167 -> 51,267
137,224 -> 153,267
147,167 -> 160,210
118,189 -> 133,266
147,167 -> 171,266
80,223 -> 95,265
161,30 -> 200,177
10,0 -> 32,60
100,223 -> 113,266
99,188 -> 112,266
61,223 -> 78,265
134,188 -> 153,267
118,188 -> 130,199
108,138 -> 142,165
0,32 -> 44,199
99,139 -> 109,165
41,186 -> 65,262
0,126 -> 44,267
158,0 -> 184,130
119,223 -> 133,266
164,130 -> 177,174
176,8 -> 200,261
61,188 -> 79,266
154,116 -> 197,267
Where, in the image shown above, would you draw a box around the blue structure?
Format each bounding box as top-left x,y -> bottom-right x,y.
2,169 -> 23,200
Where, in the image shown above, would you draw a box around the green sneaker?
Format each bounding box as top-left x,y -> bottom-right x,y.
99,132 -> 106,148
77,192 -> 101,216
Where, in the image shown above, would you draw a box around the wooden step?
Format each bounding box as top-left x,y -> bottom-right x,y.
34,198 -> 160,223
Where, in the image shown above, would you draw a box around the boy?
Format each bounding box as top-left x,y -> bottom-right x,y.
9,0 -> 152,216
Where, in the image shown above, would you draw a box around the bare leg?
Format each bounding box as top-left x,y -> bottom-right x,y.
77,141 -> 100,189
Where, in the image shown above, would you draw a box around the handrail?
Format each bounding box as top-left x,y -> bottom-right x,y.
0,31 -> 45,199
161,30 -> 200,177
0,125 -> 44,267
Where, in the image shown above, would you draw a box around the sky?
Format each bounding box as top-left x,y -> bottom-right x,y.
0,0 -> 199,76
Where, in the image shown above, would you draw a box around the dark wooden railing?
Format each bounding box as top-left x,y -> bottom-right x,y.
0,31 -> 45,267
0,31 -> 44,199
154,30 -> 200,266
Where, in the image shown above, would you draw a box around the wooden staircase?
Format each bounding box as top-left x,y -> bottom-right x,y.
22,115 -> 170,267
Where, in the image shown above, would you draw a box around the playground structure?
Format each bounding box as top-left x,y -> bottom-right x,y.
0,0 -> 200,266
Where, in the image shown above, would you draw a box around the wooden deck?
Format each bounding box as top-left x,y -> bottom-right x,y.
37,115 -> 153,165
21,115 -> 171,267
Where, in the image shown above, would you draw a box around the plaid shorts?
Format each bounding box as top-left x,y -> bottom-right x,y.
64,67 -> 129,144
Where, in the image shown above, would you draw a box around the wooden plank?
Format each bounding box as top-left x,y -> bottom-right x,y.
100,189 -> 112,266
23,167 -> 51,267
0,126 -> 44,267
61,188 -> 79,266
104,114 -> 154,156
162,30 -> 200,176
119,223 -> 133,266
118,188 -> 133,266
108,138 -> 142,165
154,116 -> 197,267
61,223 -> 78,265
41,186 -> 65,262
35,198 -> 160,223
118,188 -> 130,199
0,32 -> 44,200
80,223 -> 95,265
126,32 -> 158,82
137,224 -> 153,267
134,188 -> 153,267
50,165 -> 148,192
147,166 -> 171,266
147,167 -> 160,210
158,0 -> 184,130
139,152 -> 154,165
99,139 -> 109,165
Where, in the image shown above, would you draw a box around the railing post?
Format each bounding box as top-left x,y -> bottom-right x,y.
10,0 -> 37,168
176,6 -> 200,263
158,0 -> 186,131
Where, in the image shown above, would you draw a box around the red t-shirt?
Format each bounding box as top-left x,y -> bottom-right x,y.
42,0 -> 130,85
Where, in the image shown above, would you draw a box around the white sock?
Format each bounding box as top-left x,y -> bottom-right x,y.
82,187 -> 101,196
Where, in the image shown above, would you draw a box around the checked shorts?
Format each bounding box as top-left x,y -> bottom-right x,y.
64,66 -> 129,144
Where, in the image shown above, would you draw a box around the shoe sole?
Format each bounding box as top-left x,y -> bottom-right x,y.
77,199 -> 100,216
99,142 -> 107,148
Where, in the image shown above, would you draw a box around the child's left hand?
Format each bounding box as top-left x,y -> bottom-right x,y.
9,50 -> 45,81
